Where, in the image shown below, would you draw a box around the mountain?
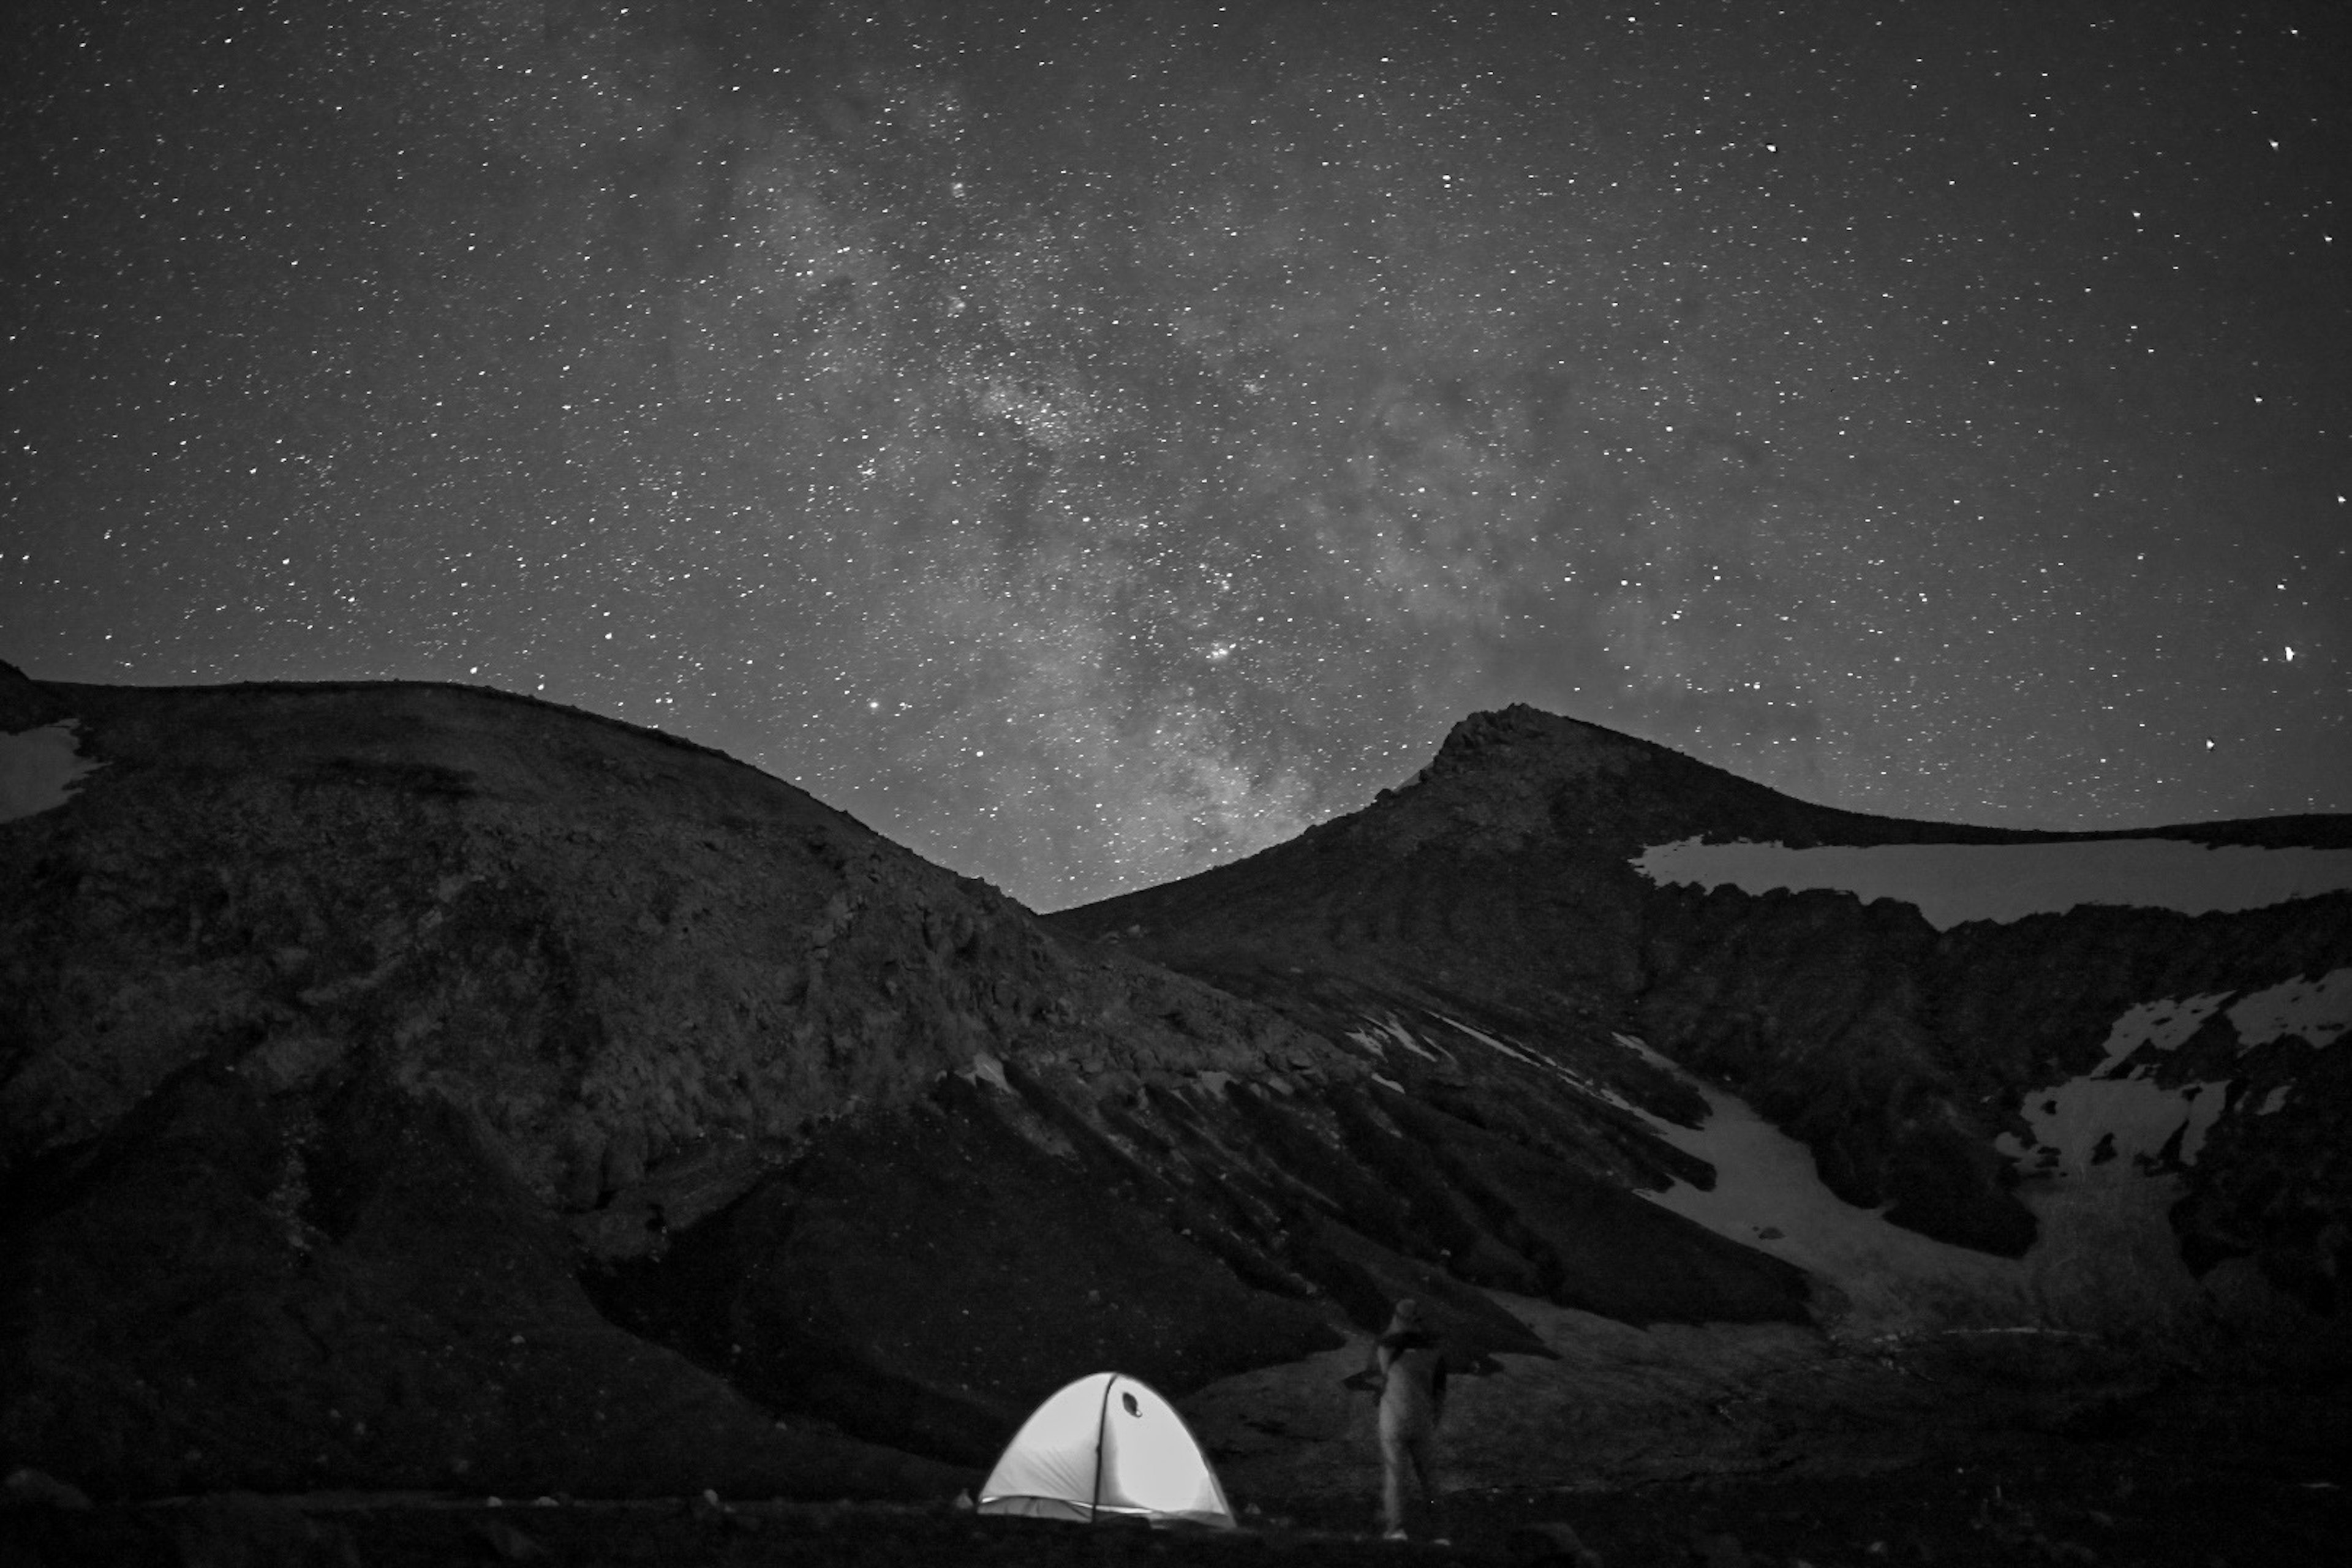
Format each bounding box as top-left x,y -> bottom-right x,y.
4,671 -> 2347,1511
1052,704 -> 2352,1336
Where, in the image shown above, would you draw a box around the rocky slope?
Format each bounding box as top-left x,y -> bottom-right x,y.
1054,704 -> 2352,1340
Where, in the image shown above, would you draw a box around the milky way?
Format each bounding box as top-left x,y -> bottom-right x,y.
4,1 -> 2345,909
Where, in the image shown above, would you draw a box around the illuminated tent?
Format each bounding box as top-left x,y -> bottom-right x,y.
976,1371 -> 1236,1528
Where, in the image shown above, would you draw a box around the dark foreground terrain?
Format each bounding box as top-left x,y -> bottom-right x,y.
7,1378 -> 2345,1568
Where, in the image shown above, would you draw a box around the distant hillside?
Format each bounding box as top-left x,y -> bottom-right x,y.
1055,704 -> 2352,1308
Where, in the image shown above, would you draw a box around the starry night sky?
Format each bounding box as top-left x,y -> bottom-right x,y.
4,1 -> 2345,911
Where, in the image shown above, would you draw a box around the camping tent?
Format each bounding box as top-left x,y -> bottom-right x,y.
976,1371 -> 1236,1528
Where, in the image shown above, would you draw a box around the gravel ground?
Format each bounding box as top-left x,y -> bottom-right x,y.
6,1378 -> 2345,1568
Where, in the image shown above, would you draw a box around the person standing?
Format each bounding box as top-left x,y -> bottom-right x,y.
1370,1298 -> 1447,1540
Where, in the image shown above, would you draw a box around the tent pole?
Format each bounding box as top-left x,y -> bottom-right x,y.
1091,1374 -> 1115,1523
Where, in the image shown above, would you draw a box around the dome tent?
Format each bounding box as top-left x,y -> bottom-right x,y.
976,1371 -> 1236,1528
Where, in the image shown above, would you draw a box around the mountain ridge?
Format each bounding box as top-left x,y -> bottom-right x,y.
4,665 -> 2346,1509
1053,701 -> 2352,1276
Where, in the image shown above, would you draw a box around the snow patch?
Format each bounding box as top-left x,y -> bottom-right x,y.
1435,1014 -> 1640,1110
1610,1031 -> 1683,1075
2095,994 -> 2233,1063
2008,1076 -> 2229,1177
1594,1033 -> 2274,1338
1631,836 -> 2352,930
1999,993 -> 2242,1180
1346,1014 -> 1444,1061
1605,1034 -> 2031,1332
1,722 -> 99,823
2228,967 -> 2352,1050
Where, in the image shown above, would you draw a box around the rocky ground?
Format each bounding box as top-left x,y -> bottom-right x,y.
5,1375 -> 2346,1566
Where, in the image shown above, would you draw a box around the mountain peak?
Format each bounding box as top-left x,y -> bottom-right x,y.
1362,704 -> 1660,856
1423,704 -> 1654,780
